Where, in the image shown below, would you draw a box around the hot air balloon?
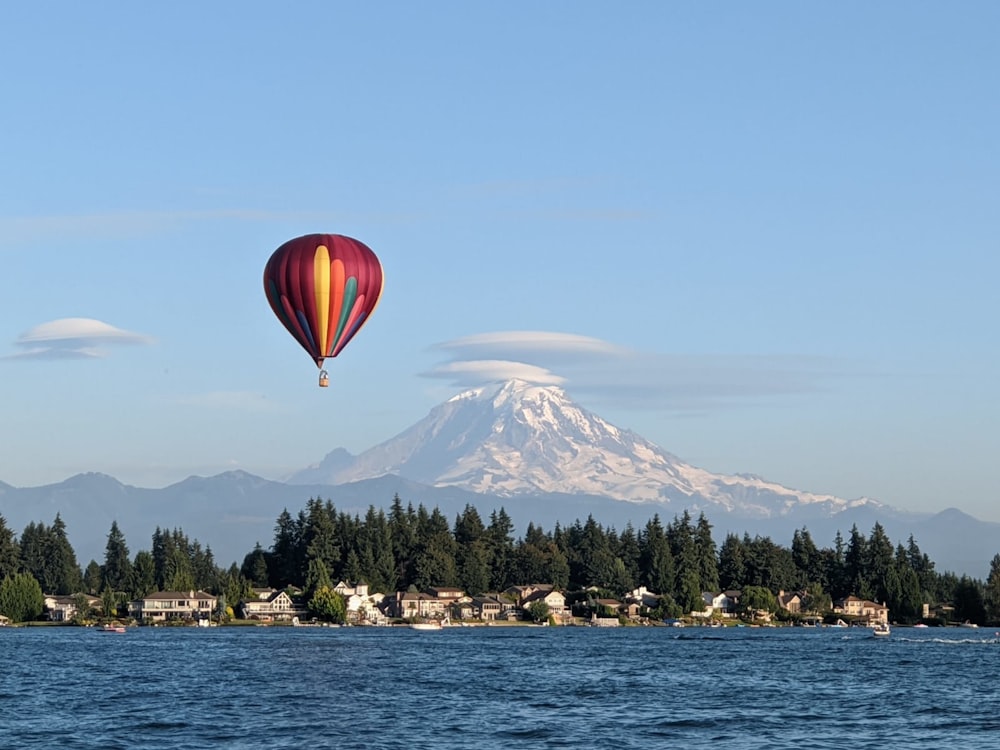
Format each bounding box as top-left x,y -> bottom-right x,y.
264,233 -> 384,387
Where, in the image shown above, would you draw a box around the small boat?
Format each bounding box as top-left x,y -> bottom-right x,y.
410,621 -> 443,631
961,621 -> 979,629
872,623 -> 890,637
97,624 -> 127,633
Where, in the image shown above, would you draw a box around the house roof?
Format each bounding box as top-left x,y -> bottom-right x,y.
523,589 -> 564,604
142,590 -> 217,600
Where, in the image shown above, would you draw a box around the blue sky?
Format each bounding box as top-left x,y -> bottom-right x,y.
2,3 -> 998,521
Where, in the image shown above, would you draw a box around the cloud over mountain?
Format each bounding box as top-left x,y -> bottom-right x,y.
425,329 -> 858,413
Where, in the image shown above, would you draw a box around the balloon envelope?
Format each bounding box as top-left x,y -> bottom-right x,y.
264,234 -> 384,369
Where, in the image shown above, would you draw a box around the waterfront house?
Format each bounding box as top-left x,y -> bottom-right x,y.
394,590 -> 457,620
426,585 -> 465,602
626,586 -> 661,610
334,580 -> 370,598
44,594 -> 101,622
344,590 -> 389,625
834,596 -> 889,625
471,595 -> 503,621
130,590 -> 217,622
777,591 -> 802,614
697,591 -> 738,618
521,588 -> 568,619
240,589 -> 302,621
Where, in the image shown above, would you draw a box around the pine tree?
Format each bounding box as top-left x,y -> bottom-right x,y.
0,514 -> 20,579
241,543 -> 270,588
271,508 -> 303,588
389,495 -> 418,589
694,514 -> 719,593
984,554 -> 1000,624
717,533 -> 746,591
83,560 -> 102,595
639,515 -> 675,595
132,550 -> 157,598
102,521 -> 132,594
486,508 -> 515,591
50,514 -> 83,594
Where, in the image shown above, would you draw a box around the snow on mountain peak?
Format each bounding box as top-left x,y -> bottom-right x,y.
287,378 -> 878,519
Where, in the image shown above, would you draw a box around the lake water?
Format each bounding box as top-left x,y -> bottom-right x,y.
2,624 -> 999,748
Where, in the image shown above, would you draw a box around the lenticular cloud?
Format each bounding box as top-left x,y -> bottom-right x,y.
8,317 -> 152,359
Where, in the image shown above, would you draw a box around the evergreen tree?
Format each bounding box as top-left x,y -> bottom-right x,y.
890,544 -> 924,623
694,514 -> 719,593
906,535 -> 937,603
0,515 -> 20,579
717,533 -> 746,591
667,512 -> 697,601
457,541 -> 491,595
953,575 -> 986,625
102,521 -> 132,594
455,505 -> 490,595
580,516 -> 615,590
302,499 -> 341,587
270,508 -> 303,588
413,507 -> 458,588
865,522 -> 895,604
49,514 -> 83,594
223,564 -> 254,616
792,527 -> 825,589
304,557 -> 334,597
132,550 -> 157,598
607,557 -> 635,597
513,523 -> 549,585
191,543 -> 219,593
617,523 -> 641,591
545,541 -> 571,590
486,508 -> 516,591
983,554 -> 1000,624
844,525 -> 869,599
639,515 -> 675,595
368,508 -> 397,594
825,530 -> 849,599
19,522 -> 50,591
83,560 -> 102,595
389,495 -> 418,589
342,549 -> 363,584
241,543 -> 270,587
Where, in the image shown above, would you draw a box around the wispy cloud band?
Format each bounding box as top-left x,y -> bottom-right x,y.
424,329 -> 856,413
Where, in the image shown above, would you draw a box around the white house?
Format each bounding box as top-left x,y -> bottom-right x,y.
130,591 -> 217,622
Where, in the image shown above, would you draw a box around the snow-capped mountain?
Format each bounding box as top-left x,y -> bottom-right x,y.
287,379 -> 879,519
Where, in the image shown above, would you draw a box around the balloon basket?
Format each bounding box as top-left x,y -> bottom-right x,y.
318,370 -> 329,388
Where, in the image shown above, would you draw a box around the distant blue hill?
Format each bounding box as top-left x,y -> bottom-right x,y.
0,471 -> 995,578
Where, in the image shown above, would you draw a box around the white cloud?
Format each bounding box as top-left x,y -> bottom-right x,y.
433,331 -> 628,360
425,329 -> 856,413
425,359 -> 566,387
7,317 -> 153,360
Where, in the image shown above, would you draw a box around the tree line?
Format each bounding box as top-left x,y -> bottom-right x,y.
2,495 -> 1000,624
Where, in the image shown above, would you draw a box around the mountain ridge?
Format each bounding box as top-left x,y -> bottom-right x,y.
1,378 -> 995,577
287,378 -> 881,520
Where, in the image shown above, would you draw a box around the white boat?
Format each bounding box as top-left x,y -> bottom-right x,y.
410,622 -> 442,631
97,624 -> 127,633
872,623 -> 890,637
